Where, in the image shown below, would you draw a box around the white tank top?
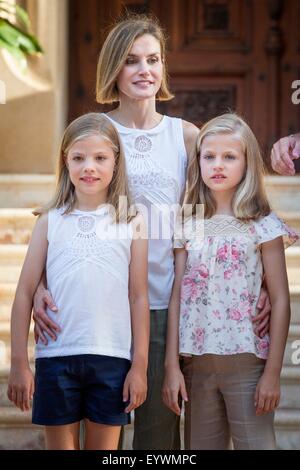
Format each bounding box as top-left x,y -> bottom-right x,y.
35,206 -> 133,360
106,115 -> 187,309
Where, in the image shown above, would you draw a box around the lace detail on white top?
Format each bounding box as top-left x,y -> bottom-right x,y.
127,139 -> 180,203
204,216 -> 250,237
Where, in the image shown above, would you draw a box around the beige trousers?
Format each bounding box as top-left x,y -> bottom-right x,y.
182,353 -> 276,450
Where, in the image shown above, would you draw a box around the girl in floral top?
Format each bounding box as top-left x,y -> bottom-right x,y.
163,113 -> 299,449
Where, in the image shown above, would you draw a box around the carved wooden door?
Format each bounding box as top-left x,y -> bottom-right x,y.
69,0 -> 300,169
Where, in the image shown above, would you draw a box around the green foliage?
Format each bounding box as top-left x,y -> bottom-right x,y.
0,1 -> 43,69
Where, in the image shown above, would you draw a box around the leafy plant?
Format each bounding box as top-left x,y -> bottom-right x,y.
0,0 -> 43,69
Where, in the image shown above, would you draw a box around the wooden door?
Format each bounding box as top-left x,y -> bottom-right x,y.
68,0 -> 300,170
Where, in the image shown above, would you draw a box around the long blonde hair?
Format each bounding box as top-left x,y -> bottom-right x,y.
96,13 -> 173,104
185,113 -> 271,220
34,113 -> 134,223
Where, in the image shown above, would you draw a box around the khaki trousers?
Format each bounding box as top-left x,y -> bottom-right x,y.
183,353 -> 276,450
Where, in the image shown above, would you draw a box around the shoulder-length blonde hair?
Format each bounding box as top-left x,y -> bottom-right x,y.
185,113 -> 271,220
96,14 -> 174,104
34,113 -> 134,223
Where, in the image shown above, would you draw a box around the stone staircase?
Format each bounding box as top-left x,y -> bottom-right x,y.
0,175 -> 55,450
0,174 -> 299,449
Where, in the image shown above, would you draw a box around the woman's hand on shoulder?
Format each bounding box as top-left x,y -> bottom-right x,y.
182,120 -> 200,162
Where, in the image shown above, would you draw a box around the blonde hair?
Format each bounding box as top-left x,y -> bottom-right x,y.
96,14 -> 174,103
34,113 -> 134,223
185,113 -> 271,220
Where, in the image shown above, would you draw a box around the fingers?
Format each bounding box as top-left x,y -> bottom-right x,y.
180,380 -> 188,403
280,151 -> 295,174
256,394 -> 265,416
33,306 -> 61,332
42,292 -> 58,312
7,384 -> 34,412
255,391 -> 280,415
253,292 -> 271,337
256,287 -> 268,310
254,314 -> 269,337
122,381 -> 129,406
124,389 -> 147,413
271,137 -> 296,175
162,388 -> 181,415
7,384 -> 12,403
254,387 -> 259,409
257,325 -> 268,338
33,321 -> 48,345
23,388 -> 31,411
32,311 -> 61,343
34,323 -> 39,344
290,136 -> 300,160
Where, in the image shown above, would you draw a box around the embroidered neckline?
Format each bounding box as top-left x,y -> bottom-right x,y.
106,114 -> 167,133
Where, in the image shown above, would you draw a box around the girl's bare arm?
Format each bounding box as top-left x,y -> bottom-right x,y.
10,213 -> 48,366
123,214 -> 150,413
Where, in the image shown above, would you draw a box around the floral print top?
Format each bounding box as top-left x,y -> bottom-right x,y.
174,212 -> 299,359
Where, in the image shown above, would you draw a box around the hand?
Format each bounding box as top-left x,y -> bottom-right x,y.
7,365 -> 34,412
122,364 -> 147,413
255,372 -> 280,416
162,365 -> 188,416
252,285 -> 271,338
33,284 -> 60,345
271,133 -> 300,176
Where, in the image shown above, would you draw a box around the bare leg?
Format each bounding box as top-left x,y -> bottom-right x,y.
84,418 -> 121,450
45,422 -> 80,450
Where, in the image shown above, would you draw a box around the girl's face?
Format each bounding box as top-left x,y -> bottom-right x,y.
200,133 -> 246,195
117,34 -> 163,101
66,134 -> 116,204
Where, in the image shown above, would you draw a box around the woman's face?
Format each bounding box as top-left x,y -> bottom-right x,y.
117,34 -> 163,101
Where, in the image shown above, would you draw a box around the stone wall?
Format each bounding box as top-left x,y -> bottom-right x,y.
0,0 -> 68,174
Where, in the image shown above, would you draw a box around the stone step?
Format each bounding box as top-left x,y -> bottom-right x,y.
265,176 -> 300,213
275,409 -> 300,450
290,285 -> 300,324
280,367 -> 300,409
283,323 -> 300,367
0,245 -> 27,283
0,174 -> 55,209
285,247 -> 300,290
0,321 -> 35,366
0,209 -> 35,244
0,283 -> 16,305
278,211 -> 300,246
0,406 -> 44,449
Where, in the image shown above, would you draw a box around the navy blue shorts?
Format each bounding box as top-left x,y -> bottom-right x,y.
32,354 -> 131,426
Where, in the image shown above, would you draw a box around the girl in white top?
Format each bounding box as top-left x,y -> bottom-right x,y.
163,113 -> 298,449
7,113 -> 149,450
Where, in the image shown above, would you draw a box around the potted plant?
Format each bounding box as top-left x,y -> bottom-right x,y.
0,0 -> 43,69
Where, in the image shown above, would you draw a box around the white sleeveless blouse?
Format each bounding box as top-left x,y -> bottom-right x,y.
106,115 -> 187,309
35,206 -> 133,360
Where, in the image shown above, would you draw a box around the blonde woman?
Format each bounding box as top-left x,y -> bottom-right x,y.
32,16 -> 272,450
163,113 -> 298,449
7,113 -> 149,450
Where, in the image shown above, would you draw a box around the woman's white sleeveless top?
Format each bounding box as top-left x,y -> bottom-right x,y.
106,115 -> 187,309
35,206 -> 133,360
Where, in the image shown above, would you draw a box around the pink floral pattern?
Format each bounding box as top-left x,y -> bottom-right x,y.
177,213 -> 299,359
